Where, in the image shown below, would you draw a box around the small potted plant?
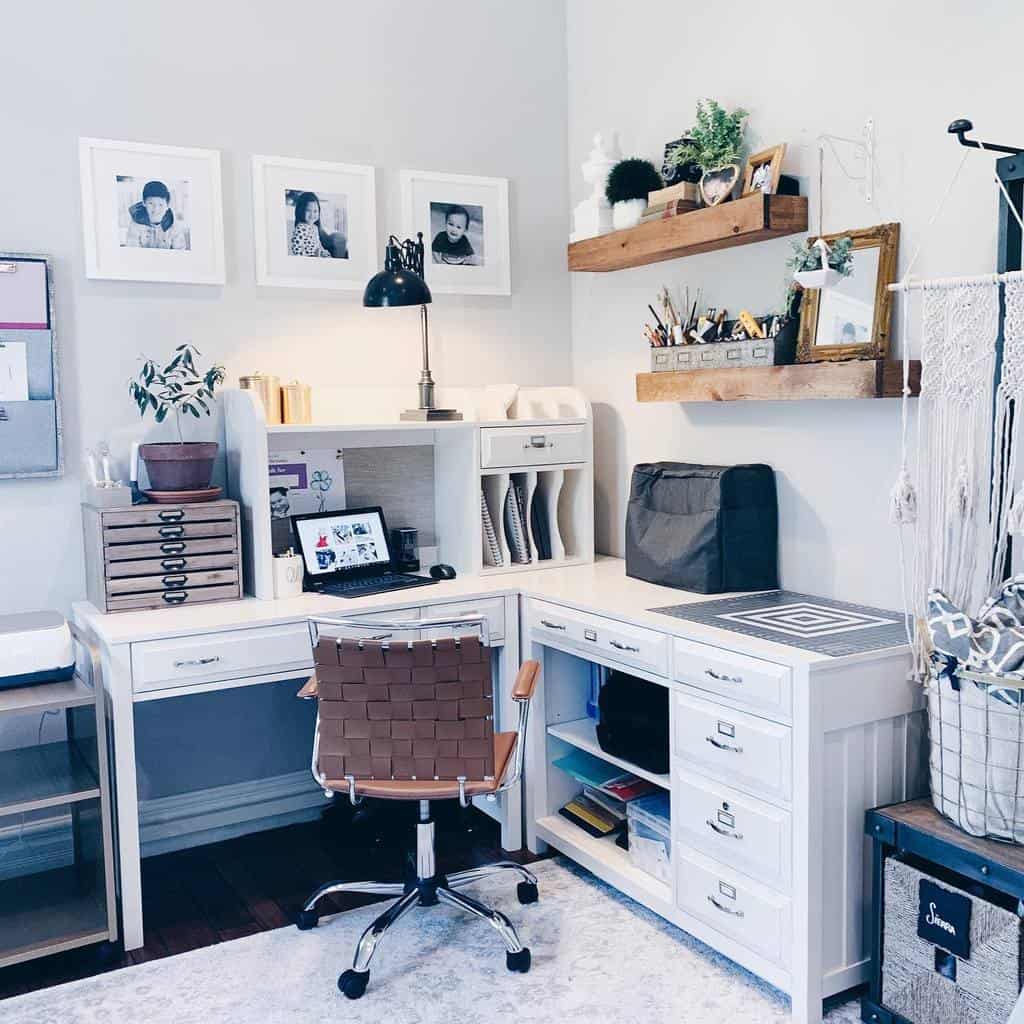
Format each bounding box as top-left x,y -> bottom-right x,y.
129,344 -> 226,498
670,99 -> 748,207
787,235 -> 854,290
605,157 -> 663,230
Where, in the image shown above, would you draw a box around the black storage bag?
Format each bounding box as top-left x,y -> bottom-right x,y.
596,670 -> 669,775
625,462 -> 778,594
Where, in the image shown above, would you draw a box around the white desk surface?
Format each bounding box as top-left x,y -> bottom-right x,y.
73,557 -> 906,670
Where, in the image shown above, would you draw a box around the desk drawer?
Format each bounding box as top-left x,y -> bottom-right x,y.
104,537 -> 239,562
314,608 -> 421,644
673,637 -> 792,721
480,424 -> 586,469
101,505 -> 235,528
422,597 -> 505,642
674,768 -> 791,892
106,553 -> 239,578
673,690 -> 792,804
529,600 -> 668,676
132,622 -> 313,693
103,521 -> 236,545
675,845 -> 791,967
109,583 -> 241,614
107,568 -> 239,596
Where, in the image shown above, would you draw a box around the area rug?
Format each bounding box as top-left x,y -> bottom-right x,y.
3,858 -> 859,1023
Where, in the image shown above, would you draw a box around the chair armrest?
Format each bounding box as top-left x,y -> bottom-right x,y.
297,674 -> 319,700
511,660 -> 540,702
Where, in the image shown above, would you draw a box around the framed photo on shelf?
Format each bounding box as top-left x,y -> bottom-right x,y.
252,155 -> 377,290
742,143 -> 787,196
401,169 -> 511,295
79,137 -> 225,284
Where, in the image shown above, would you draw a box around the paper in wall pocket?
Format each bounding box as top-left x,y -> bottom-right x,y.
917,878 -> 972,959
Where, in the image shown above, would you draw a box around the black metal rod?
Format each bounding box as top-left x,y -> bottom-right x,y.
948,118 -> 1023,157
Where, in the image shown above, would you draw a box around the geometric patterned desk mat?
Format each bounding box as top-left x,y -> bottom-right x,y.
650,591 -> 909,657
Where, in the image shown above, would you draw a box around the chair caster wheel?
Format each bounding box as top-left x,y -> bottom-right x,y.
506,948 -> 531,973
338,969 -> 370,999
516,881 -> 539,905
295,909 -> 319,931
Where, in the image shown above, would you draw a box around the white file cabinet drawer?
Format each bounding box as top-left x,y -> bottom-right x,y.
422,597 -> 505,642
480,424 -> 587,469
673,768 -> 792,892
314,607 -> 421,643
529,600 -> 668,677
673,689 -> 792,804
675,845 -> 791,967
131,622 -> 313,694
673,637 -> 792,722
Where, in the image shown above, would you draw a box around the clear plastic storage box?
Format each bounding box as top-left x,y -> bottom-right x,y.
627,792 -> 671,884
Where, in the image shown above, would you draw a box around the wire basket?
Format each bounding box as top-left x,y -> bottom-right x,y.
927,657 -> 1024,843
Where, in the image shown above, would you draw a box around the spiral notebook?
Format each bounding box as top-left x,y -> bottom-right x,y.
504,483 -> 530,564
481,490 -> 503,567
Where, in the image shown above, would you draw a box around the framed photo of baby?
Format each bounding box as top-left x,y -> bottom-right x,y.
252,155 -> 377,290
79,138 -> 225,284
401,170 -> 510,295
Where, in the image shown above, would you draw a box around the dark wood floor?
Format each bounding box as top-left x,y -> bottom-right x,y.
0,800 -> 544,1002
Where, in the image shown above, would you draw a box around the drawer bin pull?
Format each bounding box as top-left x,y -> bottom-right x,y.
609,640 -> 640,653
705,668 -> 743,684
158,525 -> 185,538
706,735 -> 743,754
161,558 -> 187,571
158,509 -> 185,522
540,620 -> 566,631
162,575 -> 188,587
707,895 -> 744,918
524,436 -> 553,449
173,655 -> 222,668
706,818 -> 744,840
160,542 -> 186,554
162,592 -> 187,604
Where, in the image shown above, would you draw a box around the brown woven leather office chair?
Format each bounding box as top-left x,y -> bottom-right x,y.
295,614 -> 540,1000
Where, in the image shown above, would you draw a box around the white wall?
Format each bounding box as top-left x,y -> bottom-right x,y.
0,0 -> 570,617
567,0 -> 1023,608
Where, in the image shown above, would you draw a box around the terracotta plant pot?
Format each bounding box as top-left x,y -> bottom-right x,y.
700,164 -> 740,207
139,442 -> 218,491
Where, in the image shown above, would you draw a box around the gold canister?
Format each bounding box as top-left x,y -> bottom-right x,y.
282,380 -> 312,425
239,372 -> 282,424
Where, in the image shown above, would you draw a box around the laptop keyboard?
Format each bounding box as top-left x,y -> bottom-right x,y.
317,573 -> 436,598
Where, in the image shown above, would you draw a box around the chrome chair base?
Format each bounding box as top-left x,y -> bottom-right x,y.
296,808 -> 538,999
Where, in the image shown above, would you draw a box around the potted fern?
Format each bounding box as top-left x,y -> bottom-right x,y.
669,99 -> 748,207
605,158 -> 663,229
788,236 -> 854,289
129,344 -> 226,498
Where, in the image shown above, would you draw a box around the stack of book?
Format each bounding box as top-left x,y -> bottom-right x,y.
640,182 -> 699,224
554,749 -> 660,838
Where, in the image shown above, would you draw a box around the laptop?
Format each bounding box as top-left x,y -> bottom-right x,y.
291,506 -> 438,599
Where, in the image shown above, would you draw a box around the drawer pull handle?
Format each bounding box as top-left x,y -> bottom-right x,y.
162,592 -> 188,604
160,542 -> 186,554
705,735 -> 743,754
162,574 -> 188,587
706,819 -> 744,840
540,619 -> 566,631
609,640 -> 640,653
173,655 -> 222,668
524,436 -> 553,449
158,525 -> 185,538
705,668 -> 743,684
158,509 -> 185,522
161,558 -> 187,571
707,895 -> 744,918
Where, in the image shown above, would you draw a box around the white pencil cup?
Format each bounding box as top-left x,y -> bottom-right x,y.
273,552 -> 304,599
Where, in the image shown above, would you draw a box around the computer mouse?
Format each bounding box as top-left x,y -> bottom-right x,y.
429,563 -> 457,580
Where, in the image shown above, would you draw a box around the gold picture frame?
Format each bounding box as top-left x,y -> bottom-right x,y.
742,144 -> 786,196
796,222 -> 900,363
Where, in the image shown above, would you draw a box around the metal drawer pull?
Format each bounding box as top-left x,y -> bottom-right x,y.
524,436 -> 554,449
705,668 -> 743,684
540,619 -> 566,631
160,542 -> 186,554
173,655 -> 222,668
707,895 -> 744,918
609,640 -> 640,653
161,558 -> 187,571
158,509 -> 185,522
705,735 -> 743,754
162,574 -> 188,587
706,818 -> 744,840
162,592 -> 187,604
158,525 -> 185,538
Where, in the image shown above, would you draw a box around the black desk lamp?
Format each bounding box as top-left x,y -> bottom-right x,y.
363,233 -> 461,421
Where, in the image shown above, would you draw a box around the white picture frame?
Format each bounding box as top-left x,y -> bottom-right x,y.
79,137 -> 225,284
400,169 -> 510,295
252,155 -> 377,291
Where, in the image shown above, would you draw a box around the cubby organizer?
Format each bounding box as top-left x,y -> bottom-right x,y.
224,384 -> 594,598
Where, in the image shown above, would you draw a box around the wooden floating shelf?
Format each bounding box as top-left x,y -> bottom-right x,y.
635,359 -> 922,404
568,193 -> 808,272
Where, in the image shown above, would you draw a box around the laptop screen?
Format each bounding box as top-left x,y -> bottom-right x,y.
293,508 -> 391,577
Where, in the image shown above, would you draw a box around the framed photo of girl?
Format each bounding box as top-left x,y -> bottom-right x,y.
252,155 -> 377,290
400,170 -> 511,295
79,138 -> 225,284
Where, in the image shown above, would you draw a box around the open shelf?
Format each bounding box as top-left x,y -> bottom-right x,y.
0,676 -> 94,716
548,718 -> 670,789
568,193 -> 807,272
0,741 -> 100,817
636,358 -> 922,404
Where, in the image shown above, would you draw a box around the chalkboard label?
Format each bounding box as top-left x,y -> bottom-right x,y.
918,879 -> 972,960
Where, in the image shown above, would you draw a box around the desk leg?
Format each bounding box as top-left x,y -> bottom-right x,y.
498,594 -> 522,852
523,634 -> 548,857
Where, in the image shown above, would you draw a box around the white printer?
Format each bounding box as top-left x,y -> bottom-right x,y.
0,611 -> 75,690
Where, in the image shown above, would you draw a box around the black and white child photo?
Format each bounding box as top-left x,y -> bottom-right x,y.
430,202 -> 484,266
117,176 -> 191,250
286,190 -> 348,259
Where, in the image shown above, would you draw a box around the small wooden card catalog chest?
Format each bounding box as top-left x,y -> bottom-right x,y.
82,500 -> 242,613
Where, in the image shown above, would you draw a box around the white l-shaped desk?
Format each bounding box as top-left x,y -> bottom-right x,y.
74,557 -> 920,1024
